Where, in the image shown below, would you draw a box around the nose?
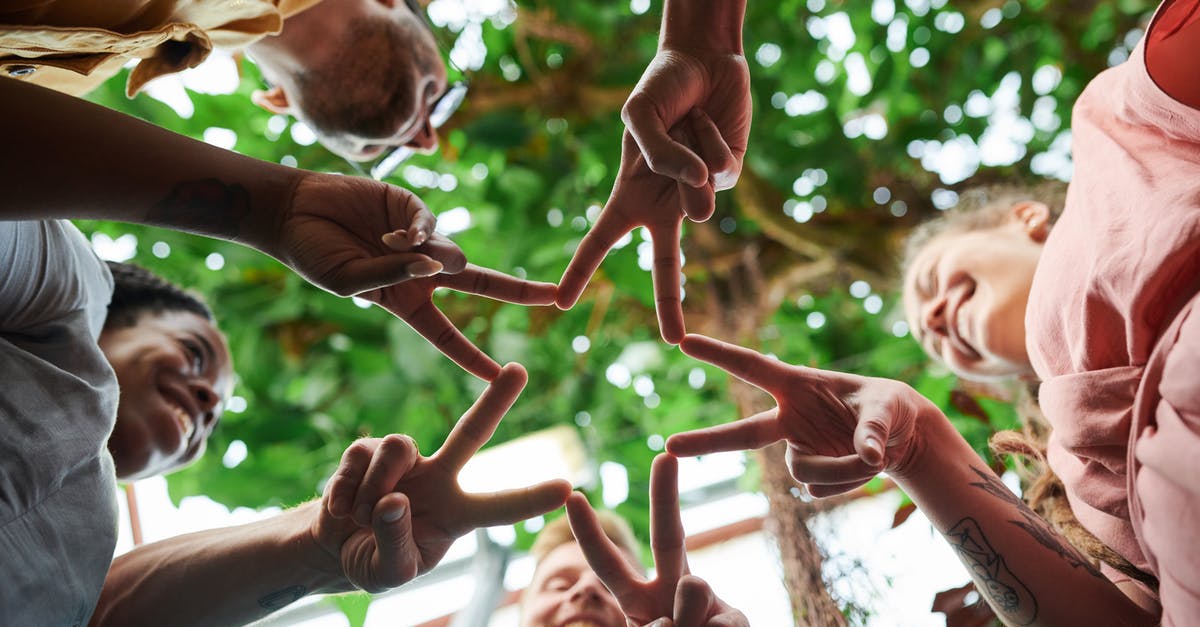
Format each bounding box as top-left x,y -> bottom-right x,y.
190,380 -> 222,428
568,574 -> 611,606
923,295 -> 949,341
404,118 -> 438,152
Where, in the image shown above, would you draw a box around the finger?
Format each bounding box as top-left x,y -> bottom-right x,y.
402,298 -> 502,380
556,208 -> 633,310
650,454 -> 687,584
384,233 -> 467,273
677,334 -> 791,395
854,400 -> 909,468
665,408 -> 783,456
785,447 -> 878,487
677,179 -> 716,224
434,362 -> 528,469
650,221 -> 685,345
386,186 -> 435,246
368,492 -> 419,590
330,253 -> 448,295
351,434 -> 420,527
672,575 -> 716,627
623,98 -> 707,187
435,264 -> 557,305
461,479 -> 573,527
808,479 -> 872,498
325,439 -> 379,519
566,493 -> 645,599
688,109 -> 739,193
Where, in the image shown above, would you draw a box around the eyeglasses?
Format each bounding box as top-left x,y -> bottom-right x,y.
349,0 -> 470,181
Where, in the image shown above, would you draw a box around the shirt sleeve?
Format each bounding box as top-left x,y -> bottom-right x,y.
0,220 -> 112,335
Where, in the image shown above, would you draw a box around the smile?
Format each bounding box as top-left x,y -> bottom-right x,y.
166,398 -> 195,442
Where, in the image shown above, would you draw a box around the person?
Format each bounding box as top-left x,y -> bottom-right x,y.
0,223 -> 570,625
899,0 -> 1200,620
0,0 -> 449,163
666,333 -> 1156,626
99,261 -> 234,481
2,74 -> 555,380
555,0 -> 751,344
520,454 -> 745,627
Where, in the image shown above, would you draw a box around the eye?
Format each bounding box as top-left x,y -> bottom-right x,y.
544,576 -> 572,592
181,339 -> 205,374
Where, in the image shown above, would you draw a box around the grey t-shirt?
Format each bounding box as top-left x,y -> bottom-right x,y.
0,220 -> 119,625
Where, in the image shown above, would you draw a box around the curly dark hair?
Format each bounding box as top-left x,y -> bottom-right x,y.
104,261 -> 213,330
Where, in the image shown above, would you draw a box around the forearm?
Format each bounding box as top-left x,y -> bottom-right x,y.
0,77 -> 302,254
896,416 -> 1155,627
661,0 -> 746,53
90,502 -> 347,627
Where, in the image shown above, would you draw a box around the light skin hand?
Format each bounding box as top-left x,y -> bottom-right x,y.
312,363 -> 573,592
557,112 -> 732,344
625,1 -> 750,195
666,334 -> 934,496
566,454 -> 747,627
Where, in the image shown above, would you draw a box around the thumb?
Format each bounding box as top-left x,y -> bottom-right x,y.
853,405 -> 898,468
368,492 -> 419,590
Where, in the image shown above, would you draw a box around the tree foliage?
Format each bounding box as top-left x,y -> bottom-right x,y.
84,0 -> 1154,620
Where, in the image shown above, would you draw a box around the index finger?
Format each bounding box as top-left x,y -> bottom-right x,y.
433,362 -> 527,469
435,264 -> 557,306
623,96 -> 707,188
566,493 -> 646,599
678,334 -> 790,395
650,221 -> 685,345
400,297 -> 502,381
649,454 -> 687,584
556,206 -> 633,310
460,479 -> 573,528
665,408 -> 784,457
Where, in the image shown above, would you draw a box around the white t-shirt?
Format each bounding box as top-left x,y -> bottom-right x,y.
0,220 -> 119,625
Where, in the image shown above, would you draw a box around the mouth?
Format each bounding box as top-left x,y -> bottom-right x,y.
561,621 -> 607,627
948,282 -> 982,361
161,388 -> 197,443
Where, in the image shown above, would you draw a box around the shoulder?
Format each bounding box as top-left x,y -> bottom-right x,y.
0,220 -> 113,335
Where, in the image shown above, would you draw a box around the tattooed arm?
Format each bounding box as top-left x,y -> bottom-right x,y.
667,334 -> 1158,627
0,76 -> 459,290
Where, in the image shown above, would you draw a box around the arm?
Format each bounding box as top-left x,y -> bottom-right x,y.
1,77 -> 558,380
667,334 -> 1156,627
91,363 -> 572,626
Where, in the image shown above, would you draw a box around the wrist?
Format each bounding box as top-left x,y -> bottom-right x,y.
887,396 -> 954,484
661,0 -> 746,54
284,501 -> 353,595
237,167 -> 306,259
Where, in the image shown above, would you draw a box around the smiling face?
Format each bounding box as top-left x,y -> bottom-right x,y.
902,202 -> 1049,380
99,310 -> 233,480
520,542 -> 629,627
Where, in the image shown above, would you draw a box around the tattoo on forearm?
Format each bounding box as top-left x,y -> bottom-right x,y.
968,466 -> 1102,578
258,585 -> 306,612
948,517 -> 1038,625
147,178 -> 251,238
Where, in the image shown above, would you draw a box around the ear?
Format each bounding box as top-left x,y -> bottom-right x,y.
251,85 -> 293,115
1011,201 -> 1050,243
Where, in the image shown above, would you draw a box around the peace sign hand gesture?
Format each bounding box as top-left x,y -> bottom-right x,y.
557,111 -> 734,344
566,454 -> 747,627
667,334 -> 937,497
312,363 -> 572,592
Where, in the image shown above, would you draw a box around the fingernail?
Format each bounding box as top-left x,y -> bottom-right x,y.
407,260 -> 443,277
382,231 -> 410,250
648,618 -> 670,627
356,504 -> 372,524
413,228 -> 428,244
382,505 -> 406,523
687,165 -> 706,187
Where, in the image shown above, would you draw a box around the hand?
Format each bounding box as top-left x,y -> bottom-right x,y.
667,334 -> 935,497
275,173 -> 557,381
623,47 -> 750,196
566,454 -> 747,627
271,172 -> 465,295
557,113 -> 730,344
312,363 -> 573,592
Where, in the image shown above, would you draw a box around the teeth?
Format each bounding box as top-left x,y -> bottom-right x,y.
170,402 -> 194,441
